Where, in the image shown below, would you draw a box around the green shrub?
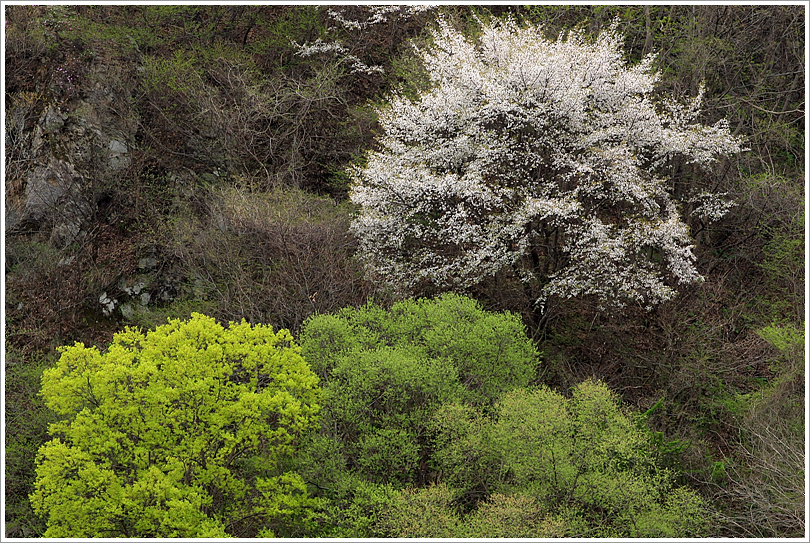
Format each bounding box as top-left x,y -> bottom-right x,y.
296,293 -> 539,520
427,401 -> 503,500
373,485 -> 569,538
430,380 -> 712,537
716,321 -> 805,537
301,293 -> 540,406
30,314 -> 321,537
459,492 -> 566,538
4,350 -> 57,538
309,470 -> 398,538
326,346 -> 463,485
373,483 -> 462,537
757,322 -> 804,358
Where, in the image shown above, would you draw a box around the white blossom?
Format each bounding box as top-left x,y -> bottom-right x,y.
293,38 -> 383,75
349,16 -> 745,309
327,6 -> 435,31
688,191 -> 737,222
294,6 -> 436,75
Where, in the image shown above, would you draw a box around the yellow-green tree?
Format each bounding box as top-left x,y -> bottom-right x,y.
30,313 -> 322,538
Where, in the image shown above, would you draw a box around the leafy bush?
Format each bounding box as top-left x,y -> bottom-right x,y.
374,484 -> 567,538
4,349 -> 57,538
327,346 -> 462,485
301,293 -> 540,406
373,483 -> 461,537
716,321 -> 805,537
297,293 -> 539,493
307,471 -> 397,538
458,492 -> 566,537
757,323 -> 804,361
742,172 -> 805,324
430,380 -> 711,537
30,314 -> 321,537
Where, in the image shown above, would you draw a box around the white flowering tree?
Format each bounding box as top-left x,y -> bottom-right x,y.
349,17 -> 744,321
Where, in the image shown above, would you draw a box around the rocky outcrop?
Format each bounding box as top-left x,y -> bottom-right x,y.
5,62 -> 137,247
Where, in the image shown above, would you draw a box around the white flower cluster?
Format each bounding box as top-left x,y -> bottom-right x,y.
327,6 -> 435,31
294,38 -> 383,75
350,17 -> 745,308
688,191 -> 737,222
294,6 -> 436,75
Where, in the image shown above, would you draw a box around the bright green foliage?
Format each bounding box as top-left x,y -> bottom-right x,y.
757,322 -> 804,380
325,346 -> 462,485
757,323 -> 804,355
30,314 -> 321,538
427,402 -> 501,494
298,294 -> 539,486
312,473 -> 398,538
301,293 -> 539,406
431,380 -> 711,537
373,484 -> 567,538
374,483 -> 462,537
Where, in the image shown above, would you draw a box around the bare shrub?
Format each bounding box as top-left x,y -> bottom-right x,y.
717,360 -> 805,538
4,6 -> 51,94
169,183 -> 374,332
137,41 -> 364,193
5,91 -> 45,202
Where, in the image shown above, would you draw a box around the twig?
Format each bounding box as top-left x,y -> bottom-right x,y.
739,99 -> 804,116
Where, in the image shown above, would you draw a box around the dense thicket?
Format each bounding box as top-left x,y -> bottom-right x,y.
5,5 -> 805,538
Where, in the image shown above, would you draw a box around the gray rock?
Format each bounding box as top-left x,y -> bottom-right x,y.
7,154 -> 93,247
9,62 -> 139,247
54,197 -> 94,247
4,203 -> 21,232
99,292 -> 116,316
108,139 -> 128,154
50,222 -> 82,248
158,282 -> 176,302
108,154 -> 130,171
138,256 -> 158,269
123,280 -> 145,296
42,107 -> 66,134
23,159 -> 77,222
107,139 -> 130,171
120,302 -> 135,320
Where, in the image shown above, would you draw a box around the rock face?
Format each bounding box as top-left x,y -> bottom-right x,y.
21,157 -> 94,247
5,62 -> 137,247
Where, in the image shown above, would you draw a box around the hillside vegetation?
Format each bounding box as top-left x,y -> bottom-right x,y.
4,5 -> 805,538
